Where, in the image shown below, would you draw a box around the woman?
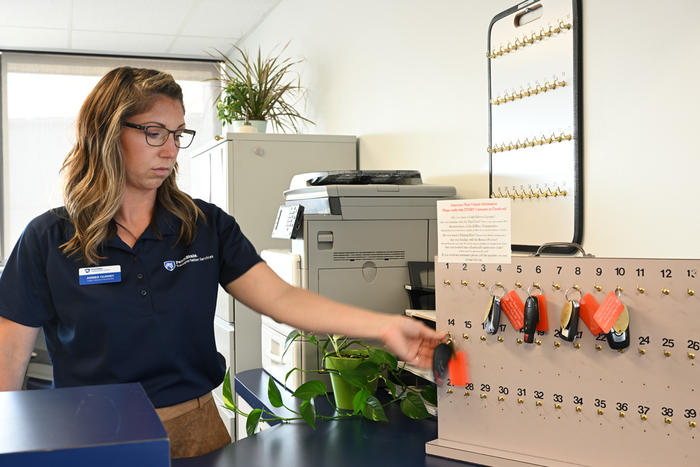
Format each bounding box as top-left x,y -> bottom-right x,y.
0,67 -> 443,458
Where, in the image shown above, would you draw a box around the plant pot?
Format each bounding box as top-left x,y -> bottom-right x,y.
231,120 -> 268,133
324,350 -> 378,410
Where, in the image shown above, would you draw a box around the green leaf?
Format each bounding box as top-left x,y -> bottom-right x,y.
222,368 -> 235,411
283,330 -> 302,359
421,385 -> 438,406
368,347 -> 398,370
384,378 -> 397,399
246,409 -> 262,436
299,400 -> 316,429
362,395 -> 388,422
320,337 -> 331,356
284,367 -> 297,386
267,377 -> 283,408
400,392 -> 432,419
339,361 -> 380,388
292,380 -> 327,401
352,388 -> 371,415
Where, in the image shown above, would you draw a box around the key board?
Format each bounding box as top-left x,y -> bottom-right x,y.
426,257 -> 699,466
488,0 -> 583,252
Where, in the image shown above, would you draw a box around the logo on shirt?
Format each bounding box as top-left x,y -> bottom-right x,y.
163,253 -> 213,271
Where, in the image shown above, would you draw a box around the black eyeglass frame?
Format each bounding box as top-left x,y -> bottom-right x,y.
122,122 -> 196,149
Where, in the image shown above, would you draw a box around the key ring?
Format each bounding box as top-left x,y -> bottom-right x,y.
527,283 -> 543,296
564,286 -> 582,302
489,283 -> 507,298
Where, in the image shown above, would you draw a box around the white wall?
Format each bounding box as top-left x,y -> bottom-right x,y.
242,0 -> 700,259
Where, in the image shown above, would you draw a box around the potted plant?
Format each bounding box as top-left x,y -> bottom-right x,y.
211,43 -> 314,133
220,332 -> 436,436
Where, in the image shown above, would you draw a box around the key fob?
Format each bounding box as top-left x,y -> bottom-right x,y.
607,305 -> 630,350
483,296 -> 502,335
433,342 -> 454,385
560,300 -> 580,342
523,295 -> 539,343
607,326 -> 630,349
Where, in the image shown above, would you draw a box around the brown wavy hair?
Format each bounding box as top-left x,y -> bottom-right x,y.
60,66 -> 203,265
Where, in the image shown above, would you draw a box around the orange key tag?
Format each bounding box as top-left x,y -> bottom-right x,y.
500,289 -> 525,330
593,290 -> 625,333
448,350 -> 469,386
579,293 -> 603,335
535,294 -> 549,331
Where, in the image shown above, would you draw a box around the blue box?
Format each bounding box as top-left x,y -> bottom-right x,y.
0,383 -> 169,466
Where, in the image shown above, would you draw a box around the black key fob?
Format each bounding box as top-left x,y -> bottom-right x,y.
559,300 -> 580,342
523,296 -> 539,343
483,296 -> 502,335
607,305 -> 630,350
433,342 -> 454,385
606,326 -> 630,350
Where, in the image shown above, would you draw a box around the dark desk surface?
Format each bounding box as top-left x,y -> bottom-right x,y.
1,383 -> 169,466
174,369 -> 475,467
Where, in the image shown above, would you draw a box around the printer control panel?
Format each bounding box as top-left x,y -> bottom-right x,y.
271,205 -> 304,239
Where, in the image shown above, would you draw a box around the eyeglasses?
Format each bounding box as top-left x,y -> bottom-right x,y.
122,122 -> 196,149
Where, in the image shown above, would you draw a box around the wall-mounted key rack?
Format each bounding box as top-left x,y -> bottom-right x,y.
426,256 -> 700,466
488,0 -> 583,253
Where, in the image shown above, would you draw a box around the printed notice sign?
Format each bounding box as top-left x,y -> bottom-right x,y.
437,198 -> 511,264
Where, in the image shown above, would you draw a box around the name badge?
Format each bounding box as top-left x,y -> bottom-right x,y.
78,265 -> 122,285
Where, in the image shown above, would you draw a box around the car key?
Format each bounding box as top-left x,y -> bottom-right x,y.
606,304 -> 631,350
483,283 -> 506,335
560,300 -> 580,342
432,339 -> 468,386
560,287 -> 582,342
432,342 -> 453,385
523,287 -> 540,343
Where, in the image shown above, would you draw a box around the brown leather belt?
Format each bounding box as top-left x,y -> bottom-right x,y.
155,392 -> 213,422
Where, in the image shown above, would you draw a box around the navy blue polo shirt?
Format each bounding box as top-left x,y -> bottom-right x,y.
0,199 -> 262,407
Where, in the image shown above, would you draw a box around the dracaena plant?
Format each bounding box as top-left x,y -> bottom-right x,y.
220,332 -> 437,436
211,43 -> 314,133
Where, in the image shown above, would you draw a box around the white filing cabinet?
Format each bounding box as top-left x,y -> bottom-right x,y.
186,133 -> 357,439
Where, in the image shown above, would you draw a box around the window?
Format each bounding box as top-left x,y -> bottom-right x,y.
0,52 -> 220,261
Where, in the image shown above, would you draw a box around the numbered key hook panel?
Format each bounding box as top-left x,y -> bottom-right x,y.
429,257 -> 700,467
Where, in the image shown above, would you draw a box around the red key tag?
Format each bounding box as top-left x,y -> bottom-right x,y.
579,293 -> 603,335
500,289 -> 525,330
535,294 -> 549,331
448,350 -> 469,386
593,290 -> 625,333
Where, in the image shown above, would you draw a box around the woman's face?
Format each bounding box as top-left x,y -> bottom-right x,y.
120,95 -> 185,195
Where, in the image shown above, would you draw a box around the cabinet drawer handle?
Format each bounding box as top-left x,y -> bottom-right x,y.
265,348 -> 285,364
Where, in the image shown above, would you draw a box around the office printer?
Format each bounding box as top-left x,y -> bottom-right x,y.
261,170 -> 456,391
